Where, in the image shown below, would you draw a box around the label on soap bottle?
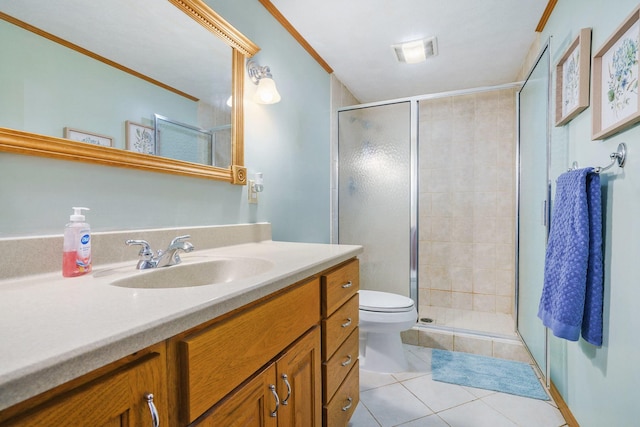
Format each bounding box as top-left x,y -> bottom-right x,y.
77,229 -> 91,272
62,228 -> 91,277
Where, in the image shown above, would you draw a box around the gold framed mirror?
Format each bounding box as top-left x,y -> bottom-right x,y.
0,0 -> 258,184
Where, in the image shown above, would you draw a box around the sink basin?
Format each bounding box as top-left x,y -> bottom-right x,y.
109,257 -> 274,289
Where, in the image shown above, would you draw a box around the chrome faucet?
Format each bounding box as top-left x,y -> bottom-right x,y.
125,235 -> 195,269
154,235 -> 195,268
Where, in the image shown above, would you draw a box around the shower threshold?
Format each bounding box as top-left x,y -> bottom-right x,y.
416,321 -> 519,341
403,307 -> 531,363
417,307 -> 518,339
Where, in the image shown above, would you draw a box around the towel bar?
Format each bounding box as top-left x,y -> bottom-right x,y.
569,142 -> 626,173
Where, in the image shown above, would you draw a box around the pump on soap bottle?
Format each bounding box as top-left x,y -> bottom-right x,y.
62,207 -> 92,277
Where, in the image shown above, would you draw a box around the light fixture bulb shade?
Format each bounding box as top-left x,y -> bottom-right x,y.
401,40 -> 426,64
393,37 -> 437,64
253,77 -> 281,104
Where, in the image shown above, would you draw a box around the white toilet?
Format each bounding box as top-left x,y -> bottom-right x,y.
358,290 -> 417,373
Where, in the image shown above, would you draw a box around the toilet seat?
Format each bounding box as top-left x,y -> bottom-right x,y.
359,290 -> 415,313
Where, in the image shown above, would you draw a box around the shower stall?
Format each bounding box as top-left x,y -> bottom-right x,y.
336,85 -> 520,339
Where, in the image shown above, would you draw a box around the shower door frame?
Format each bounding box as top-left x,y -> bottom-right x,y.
334,100 -> 419,304
334,82 -> 523,311
515,38 -> 552,387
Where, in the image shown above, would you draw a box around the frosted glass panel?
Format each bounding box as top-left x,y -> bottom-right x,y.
517,44 -> 549,378
338,102 -> 411,297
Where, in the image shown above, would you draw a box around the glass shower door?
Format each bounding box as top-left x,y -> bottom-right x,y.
337,102 -> 412,298
517,42 -> 550,380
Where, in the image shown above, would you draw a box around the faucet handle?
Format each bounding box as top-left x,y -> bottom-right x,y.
126,239 -> 155,269
170,235 -> 191,246
125,239 -> 153,257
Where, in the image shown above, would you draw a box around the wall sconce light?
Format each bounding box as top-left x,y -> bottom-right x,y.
247,60 -> 281,104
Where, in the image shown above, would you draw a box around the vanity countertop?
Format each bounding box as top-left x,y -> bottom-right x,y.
0,240 -> 362,411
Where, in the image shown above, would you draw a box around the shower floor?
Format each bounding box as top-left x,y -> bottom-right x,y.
418,306 -> 517,338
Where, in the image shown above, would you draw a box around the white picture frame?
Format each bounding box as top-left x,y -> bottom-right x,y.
64,127 -> 114,147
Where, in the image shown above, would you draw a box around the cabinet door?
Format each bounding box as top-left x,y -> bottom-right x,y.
2,351 -> 167,427
197,364 -> 278,427
276,327 -> 322,427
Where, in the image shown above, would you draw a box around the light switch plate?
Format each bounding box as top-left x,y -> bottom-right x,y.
248,179 -> 258,204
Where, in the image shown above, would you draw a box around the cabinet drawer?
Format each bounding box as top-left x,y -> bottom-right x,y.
179,279 -> 320,424
323,327 -> 359,401
322,294 -> 358,360
323,359 -> 359,427
322,259 -> 359,317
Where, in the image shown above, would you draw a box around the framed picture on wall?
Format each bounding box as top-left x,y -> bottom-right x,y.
592,5 -> 640,140
64,127 -> 114,147
555,28 -> 591,127
125,121 -> 155,154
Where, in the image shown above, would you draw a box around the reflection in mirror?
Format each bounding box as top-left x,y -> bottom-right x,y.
155,114 -> 231,167
0,0 -> 258,183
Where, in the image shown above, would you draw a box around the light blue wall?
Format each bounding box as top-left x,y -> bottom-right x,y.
206,0 -> 331,243
540,2 -> 640,425
0,0 -> 331,243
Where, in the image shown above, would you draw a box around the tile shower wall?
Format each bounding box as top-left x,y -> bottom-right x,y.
418,88 -> 517,315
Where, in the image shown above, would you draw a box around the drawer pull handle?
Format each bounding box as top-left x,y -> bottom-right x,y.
281,374 -> 291,405
144,393 -> 160,427
341,318 -> 352,328
342,396 -> 353,412
269,385 -> 279,417
341,281 -> 353,289
341,355 -> 352,367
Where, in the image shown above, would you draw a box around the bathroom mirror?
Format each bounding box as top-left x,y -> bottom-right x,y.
0,0 -> 258,184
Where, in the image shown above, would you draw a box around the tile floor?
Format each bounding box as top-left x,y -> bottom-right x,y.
349,344 -> 567,427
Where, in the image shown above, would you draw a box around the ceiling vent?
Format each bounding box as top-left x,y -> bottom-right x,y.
393,37 -> 438,64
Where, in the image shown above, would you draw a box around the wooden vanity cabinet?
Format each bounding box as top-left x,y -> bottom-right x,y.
274,327 -> 322,427
0,343 -> 168,427
171,277 -> 322,426
200,327 -> 321,427
197,363 -> 278,427
320,259 -> 360,427
0,257 -> 360,427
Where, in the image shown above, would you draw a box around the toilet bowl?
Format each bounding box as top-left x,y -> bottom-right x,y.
359,290 -> 417,373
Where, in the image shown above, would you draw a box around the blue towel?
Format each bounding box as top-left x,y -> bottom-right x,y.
538,168 -> 603,346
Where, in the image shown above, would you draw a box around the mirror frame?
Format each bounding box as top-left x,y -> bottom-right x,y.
0,0 -> 258,185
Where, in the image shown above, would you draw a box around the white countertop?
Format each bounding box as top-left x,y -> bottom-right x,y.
0,240 -> 362,411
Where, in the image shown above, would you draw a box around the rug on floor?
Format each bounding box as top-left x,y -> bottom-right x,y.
431,349 -> 549,400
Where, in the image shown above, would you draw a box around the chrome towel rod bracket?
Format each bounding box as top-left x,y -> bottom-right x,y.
569,142 -> 627,173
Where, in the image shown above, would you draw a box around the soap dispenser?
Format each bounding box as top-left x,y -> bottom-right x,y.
62,207 -> 92,277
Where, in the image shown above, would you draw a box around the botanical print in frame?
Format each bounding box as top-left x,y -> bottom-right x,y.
64,127 -> 113,147
592,6 -> 640,139
601,22 -> 639,128
126,121 -> 155,154
563,45 -> 581,113
555,28 -> 591,126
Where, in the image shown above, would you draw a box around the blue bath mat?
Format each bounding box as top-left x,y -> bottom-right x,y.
431,349 -> 549,400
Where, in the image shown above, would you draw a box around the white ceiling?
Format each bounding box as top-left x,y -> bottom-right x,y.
270,0 -> 549,103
